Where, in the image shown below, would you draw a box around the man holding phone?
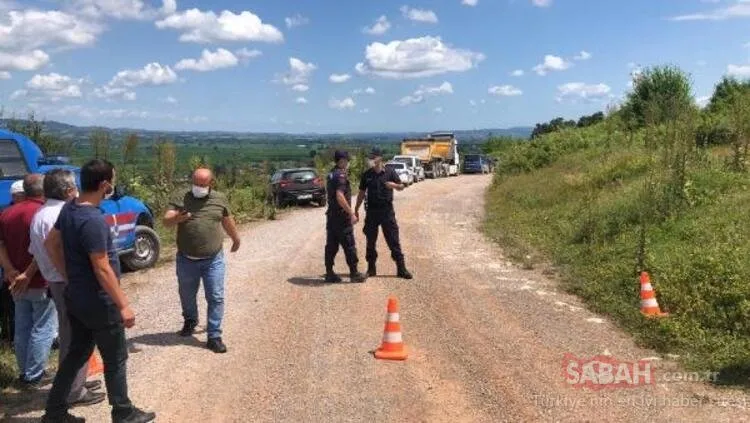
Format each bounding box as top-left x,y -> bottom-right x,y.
163,167 -> 240,354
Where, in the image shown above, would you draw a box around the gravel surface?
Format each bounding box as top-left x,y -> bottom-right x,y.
3,174 -> 750,422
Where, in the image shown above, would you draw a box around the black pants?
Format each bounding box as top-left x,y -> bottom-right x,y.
364,207 -> 404,264
45,299 -> 134,420
325,219 -> 359,272
0,282 -> 14,344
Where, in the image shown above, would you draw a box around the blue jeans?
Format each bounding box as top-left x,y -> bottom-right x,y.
176,251 -> 226,339
14,288 -> 57,382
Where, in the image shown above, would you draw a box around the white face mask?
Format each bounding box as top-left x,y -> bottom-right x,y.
192,185 -> 210,198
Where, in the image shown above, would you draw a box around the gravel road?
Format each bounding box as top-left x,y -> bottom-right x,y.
3,174 -> 750,422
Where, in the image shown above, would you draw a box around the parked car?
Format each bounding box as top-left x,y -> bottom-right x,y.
392,155 -> 425,182
0,129 -> 160,271
385,161 -> 414,186
270,167 -> 326,207
463,154 -> 491,174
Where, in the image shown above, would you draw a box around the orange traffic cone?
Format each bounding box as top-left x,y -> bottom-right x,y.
640,272 -> 668,318
375,296 -> 408,361
87,350 -> 104,376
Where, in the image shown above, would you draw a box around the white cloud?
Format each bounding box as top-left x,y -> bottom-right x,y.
329,97 -> 355,110
360,108 -> 369,114
0,71 -> 9,79
556,82 -> 612,102
67,0 -> 176,20
532,0 -> 552,7
532,54 -> 572,75
0,50 -> 49,72
488,85 -> 523,96
574,51 -> 592,61
398,81 -> 453,106
511,69 -> 524,77
292,84 -> 309,92
744,42 -> 750,49
462,0 -> 478,6
353,87 -> 376,95
108,62 -> 178,88
236,48 -> 262,63
27,73 -> 83,97
0,9 -> 102,52
670,1 -> 750,21
696,95 -> 711,108
329,73 -> 351,83
93,85 -> 137,101
164,96 -> 177,103
175,48 -> 239,72
400,6 -> 438,23
434,107 -> 443,113
285,14 -> 309,28
295,96 -> 308,104
155,8 -> 284,44
355,36 -> 485,79
363,15 -> 391,35
10,89 -> 27,100
727,64 -> 750,78
276,57 -> 316,86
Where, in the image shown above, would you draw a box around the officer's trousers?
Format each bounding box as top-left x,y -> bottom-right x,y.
363,207 -> 404,264
325,219 -> 359,272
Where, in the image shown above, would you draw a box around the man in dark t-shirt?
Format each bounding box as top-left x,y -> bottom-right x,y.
355,147 -> 413,279
42,159 -> 155,423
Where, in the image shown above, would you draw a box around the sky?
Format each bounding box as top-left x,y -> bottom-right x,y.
0,0 -> 749,133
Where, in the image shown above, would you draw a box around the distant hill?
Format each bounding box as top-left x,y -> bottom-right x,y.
0,118 -> 532,144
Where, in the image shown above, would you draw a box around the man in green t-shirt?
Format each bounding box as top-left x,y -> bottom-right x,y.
163,168 -> 241,353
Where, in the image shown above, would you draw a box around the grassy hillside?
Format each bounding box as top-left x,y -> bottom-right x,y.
483,117 -> 750,386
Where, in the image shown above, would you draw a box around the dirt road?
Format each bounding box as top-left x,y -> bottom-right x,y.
3,174 -> 750,422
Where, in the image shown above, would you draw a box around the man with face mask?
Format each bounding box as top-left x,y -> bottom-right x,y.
42,159 -> 155,423
355,147 -> 413,279
324,150 -> 367,283
163,167 -> 240,354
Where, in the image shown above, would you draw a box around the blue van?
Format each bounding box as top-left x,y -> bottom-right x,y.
0,129 -> 160,271
463,154 -> 491,174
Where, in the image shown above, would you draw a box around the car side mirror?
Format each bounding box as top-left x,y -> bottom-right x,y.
112,185 -> 126,199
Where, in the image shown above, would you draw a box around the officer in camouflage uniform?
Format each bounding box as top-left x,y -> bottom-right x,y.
325,150 -> 367,283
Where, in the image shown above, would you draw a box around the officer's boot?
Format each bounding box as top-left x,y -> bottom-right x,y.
367,261 -> 377,277
325,266 -> 342,283
396,259 -> 413,280
350,266 -> 368,283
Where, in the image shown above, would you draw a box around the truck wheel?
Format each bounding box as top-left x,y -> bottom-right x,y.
121,225 -> 160,271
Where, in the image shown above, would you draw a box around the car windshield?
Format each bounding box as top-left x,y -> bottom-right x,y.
0,139 -> 29,179
464,154 -> 481,162
386,163 -> 404,171
393,157 -> 412,166
286,170 -> 316,182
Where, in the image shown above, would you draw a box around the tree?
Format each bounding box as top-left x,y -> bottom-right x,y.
621,65 -> 695,128
706,76 -> 750,115
122,133 -> 139,165
90,129 -> 110,160
154,140 -> 176,185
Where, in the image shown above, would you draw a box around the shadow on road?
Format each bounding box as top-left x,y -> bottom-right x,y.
128,331 -> 206,349
0,385 -> 48,419
287,276 -> 333,287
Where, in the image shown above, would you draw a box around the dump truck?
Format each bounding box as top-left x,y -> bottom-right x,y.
400,132 -> 460,178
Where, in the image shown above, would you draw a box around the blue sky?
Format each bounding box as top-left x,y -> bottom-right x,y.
1,0 -> 749,133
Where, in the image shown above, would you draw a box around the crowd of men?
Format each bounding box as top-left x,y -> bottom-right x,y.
0,147 -> 410,422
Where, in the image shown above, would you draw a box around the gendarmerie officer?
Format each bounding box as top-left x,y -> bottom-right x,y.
325,150 -> 367,283
354,147 -> 413,279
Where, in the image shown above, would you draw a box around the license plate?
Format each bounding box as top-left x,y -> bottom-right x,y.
298,194 -> 313,200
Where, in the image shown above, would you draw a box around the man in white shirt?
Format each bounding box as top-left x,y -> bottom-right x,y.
28,169 -> 105,407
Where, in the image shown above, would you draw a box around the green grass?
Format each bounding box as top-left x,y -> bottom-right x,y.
484,124 -> 750,387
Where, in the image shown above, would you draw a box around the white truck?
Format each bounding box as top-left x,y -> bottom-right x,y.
400,132 -> 460,178
391,155 -> 425,182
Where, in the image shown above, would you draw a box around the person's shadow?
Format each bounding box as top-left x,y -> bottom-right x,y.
128,329 -> 207,350
288,275 -> 362,287
0,384 -> 50,420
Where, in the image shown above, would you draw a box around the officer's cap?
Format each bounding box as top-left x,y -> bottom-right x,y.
334,150 -> 350,161
369,147 -> 384,158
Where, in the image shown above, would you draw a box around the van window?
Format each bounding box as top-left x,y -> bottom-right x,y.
0,139 -> 29,179
393,157 -> 413,167
464,154 -> 481,163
